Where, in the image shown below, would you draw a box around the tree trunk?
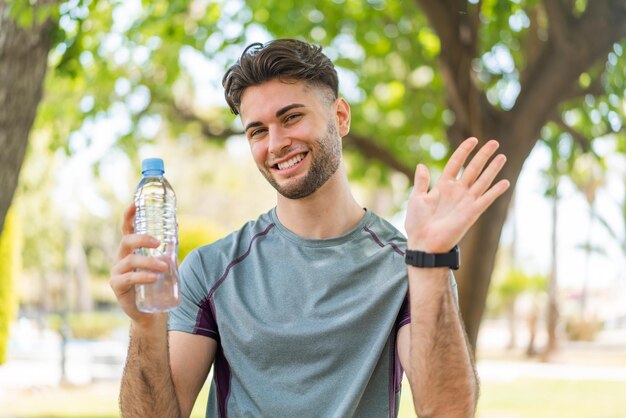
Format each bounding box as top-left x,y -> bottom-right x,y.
506,298 -> 517,350
580,203 -> 595,318
0,3 -> 56,235
456,126 -> 535,350
542,182 -> 560,361
525,305 -> 538,357
71,238 -> 93,312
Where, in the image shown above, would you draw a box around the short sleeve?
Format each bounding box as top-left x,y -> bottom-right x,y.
396,293 -> 410,329
168,249 -> 220,341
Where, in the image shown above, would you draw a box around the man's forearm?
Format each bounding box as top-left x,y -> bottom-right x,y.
120,315 -> 182,418
407,268 -> 478,418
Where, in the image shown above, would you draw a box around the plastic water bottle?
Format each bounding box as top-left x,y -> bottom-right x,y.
133,158 -> 180,312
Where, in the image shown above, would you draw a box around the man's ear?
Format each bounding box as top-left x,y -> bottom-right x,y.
335,97 -> 351,137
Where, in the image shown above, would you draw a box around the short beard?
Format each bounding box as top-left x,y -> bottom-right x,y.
261,120 -> 342,200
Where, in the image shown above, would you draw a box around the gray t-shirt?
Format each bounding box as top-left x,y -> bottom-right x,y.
169,208 -> 413,417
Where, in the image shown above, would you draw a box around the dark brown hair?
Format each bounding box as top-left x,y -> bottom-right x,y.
222,39 -> 339,115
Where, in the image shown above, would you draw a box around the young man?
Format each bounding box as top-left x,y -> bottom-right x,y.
110,39 -> 510,417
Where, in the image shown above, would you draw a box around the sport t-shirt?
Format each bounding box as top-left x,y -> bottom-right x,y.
169,208 -> 434,417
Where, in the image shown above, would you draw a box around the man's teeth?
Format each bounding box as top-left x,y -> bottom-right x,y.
277,154 -> 305,170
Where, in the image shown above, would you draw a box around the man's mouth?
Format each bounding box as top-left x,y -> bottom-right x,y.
273,153 -> 307,171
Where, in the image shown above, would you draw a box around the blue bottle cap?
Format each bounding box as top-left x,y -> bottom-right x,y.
142,158 -> 165,176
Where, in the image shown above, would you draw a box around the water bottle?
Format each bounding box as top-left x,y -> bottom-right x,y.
133,158 -> 180,312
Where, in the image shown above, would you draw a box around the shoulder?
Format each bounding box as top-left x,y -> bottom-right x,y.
181,210 -> 276,276
361,210 -> 407,251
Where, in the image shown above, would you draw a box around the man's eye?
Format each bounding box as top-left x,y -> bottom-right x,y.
250,128 -> 267,138
285,113 -> 302,123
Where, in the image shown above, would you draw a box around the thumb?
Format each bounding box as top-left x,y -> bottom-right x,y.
413,164 -> 430,194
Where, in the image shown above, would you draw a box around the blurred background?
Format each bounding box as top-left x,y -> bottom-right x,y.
1,1 -> 625,417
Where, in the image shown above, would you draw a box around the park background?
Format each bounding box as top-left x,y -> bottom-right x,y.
1,0 -> 626,417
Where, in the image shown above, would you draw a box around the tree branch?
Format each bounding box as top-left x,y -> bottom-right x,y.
470,0 -> 483,39
415,0 -> 466,53
343,133 -> 414,181
542,0 -> 574,48
171,102 -> 237,141
560,75 -> 604,102
512,0 -> 626,152
552,117 -> 592,152
415,0 -> 485,137
520,6 -> 545,86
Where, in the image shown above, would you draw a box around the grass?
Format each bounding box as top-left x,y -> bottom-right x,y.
477,378 -> 626,418
3,376 -> 626,418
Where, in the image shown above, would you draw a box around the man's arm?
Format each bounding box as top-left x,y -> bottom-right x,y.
397,271 -> 478,417
111,204 -> 215,417
398,137 -> 510,417
120,315 -> 179,417
170,331 -> 217,417
120,322 -> 216,417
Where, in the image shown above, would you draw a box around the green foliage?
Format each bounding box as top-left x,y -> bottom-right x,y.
28,0 -> 626,191
571,152 -> 606,206
565,316 -> 602,342
497,269 -> 547,299
497,269 -> 531,300
178,216 -> 225,262
490,268 -> 547,316
7,0 -> 60,28
15,133 -> 65,275
0,208 -> 21,364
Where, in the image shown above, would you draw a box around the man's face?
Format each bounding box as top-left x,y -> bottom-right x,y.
239,79 -> 349,199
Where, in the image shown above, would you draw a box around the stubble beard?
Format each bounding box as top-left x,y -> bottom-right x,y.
260,120 -> 342,200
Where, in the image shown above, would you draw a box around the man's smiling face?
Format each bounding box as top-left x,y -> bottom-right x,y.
239,78 -> 347,200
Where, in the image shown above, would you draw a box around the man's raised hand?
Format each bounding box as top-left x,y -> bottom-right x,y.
404,137 -> 510,254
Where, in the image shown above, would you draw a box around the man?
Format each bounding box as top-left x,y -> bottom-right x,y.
110,39 -> 510,417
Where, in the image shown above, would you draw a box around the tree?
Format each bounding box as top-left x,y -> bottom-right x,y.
0,1 -> 57,234
540,130 -> 569,360
493,268 -> 529,350
571,152 -> 606,316
4,1 -> 626,353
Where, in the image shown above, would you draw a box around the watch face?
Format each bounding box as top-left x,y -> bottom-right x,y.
450,246 -> 460,270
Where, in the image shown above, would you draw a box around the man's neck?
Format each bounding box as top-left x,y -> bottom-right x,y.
275,169 -> 365,240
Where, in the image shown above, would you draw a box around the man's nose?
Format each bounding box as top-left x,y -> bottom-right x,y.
268,126 -> 292,156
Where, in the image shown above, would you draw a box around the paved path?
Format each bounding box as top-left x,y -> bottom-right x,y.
477,360 -> 626,382
0,320 -> 127,389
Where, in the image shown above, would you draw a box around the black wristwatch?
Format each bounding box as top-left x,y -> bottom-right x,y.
405,245 -> 460,270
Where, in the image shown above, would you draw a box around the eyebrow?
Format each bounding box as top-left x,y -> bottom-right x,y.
244,103 -> 306,133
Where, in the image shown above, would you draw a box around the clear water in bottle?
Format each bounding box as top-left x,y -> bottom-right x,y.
134,158 -> 180,313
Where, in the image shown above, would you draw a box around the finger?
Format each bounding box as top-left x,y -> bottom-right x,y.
110,271 -> 158,294
460,140 -> 500,186
441,137 -> 479,180
111,253 -> 169,276
122,204 -> 136,235
413,164 -> 430,194
115,234 -> 161,263
471,154 -> 507,197
474,179 -> 511,214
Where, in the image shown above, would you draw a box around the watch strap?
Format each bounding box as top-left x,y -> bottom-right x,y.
405,245 -> 460,270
